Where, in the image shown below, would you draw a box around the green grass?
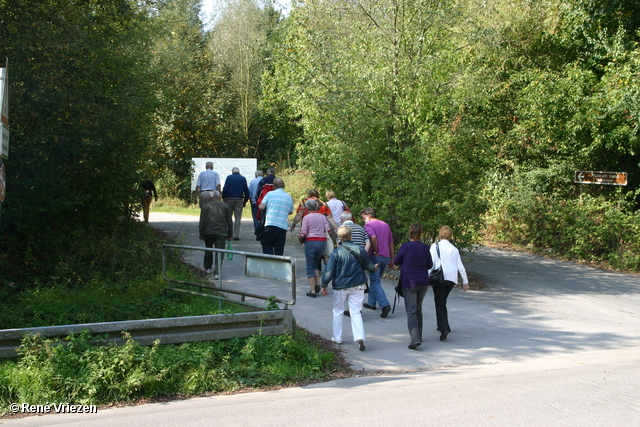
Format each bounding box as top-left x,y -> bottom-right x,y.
0,330 -> 336,409
154,199 -> 200,215
0,218 -> 348,415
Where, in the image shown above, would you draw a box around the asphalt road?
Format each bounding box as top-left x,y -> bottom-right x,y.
4,212 -> 639,426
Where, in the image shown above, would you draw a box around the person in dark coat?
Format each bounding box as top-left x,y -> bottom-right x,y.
141,175 -> 158,223
199,190 -> 233,279
222,167 -> 250,240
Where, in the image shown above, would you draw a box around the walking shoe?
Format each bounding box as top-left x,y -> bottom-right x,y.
306,292 -> 316,298
380,305 -> 391,318
234,237 -> 239,241
331,337 -> 342,344
363,303 -> 376,310
205,269 -> 212,274
408,342 -> 421,350
357,339 -> 366,351
440,329 -> 450,341
344,311 -> 350,317
213,274 -> 219,280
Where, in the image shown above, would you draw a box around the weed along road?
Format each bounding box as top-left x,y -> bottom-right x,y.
6,212 -> 640,426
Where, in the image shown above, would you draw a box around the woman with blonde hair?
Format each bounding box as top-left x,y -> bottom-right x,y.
429,225 -> 469,341
321,225 -> 378,351
393,223 -> 433,349
325,190 -> 349,227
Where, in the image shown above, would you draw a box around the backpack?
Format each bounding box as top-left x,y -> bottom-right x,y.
255,183 -> 275,221
298,197 -> 326,218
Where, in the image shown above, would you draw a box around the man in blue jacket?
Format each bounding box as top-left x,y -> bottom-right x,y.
222,167 -> 250,240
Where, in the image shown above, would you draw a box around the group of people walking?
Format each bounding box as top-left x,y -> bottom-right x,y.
394,223 -> 469,349
196,162 -> 251,278
195,162 -> 469,351
291,189 -> 469,352
317,208 -> 468,351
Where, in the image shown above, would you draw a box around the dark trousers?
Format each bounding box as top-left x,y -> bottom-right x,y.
251,203 -> 260,233
260,226 -> 287,256
204,234 -> 226,273
432,280 -> 455,332
404,285 -> 429,345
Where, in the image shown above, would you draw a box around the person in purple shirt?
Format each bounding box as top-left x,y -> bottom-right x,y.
394,223 -> 433,349
360,207 -> 394,318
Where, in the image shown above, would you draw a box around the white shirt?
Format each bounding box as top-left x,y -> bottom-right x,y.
326,198 -> 344,225
430,239 -> 468,284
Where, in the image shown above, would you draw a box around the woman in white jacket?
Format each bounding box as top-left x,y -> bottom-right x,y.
429,226 -> 469,341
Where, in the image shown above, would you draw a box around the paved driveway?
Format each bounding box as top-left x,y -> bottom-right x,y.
147,213 -> 640,372
4,212 -> 639,426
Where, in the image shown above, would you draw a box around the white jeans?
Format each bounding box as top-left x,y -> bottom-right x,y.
332,287 -> 365,343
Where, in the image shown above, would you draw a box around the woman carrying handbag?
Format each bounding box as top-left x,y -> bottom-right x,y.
429,226 -> 469,341
393,223 -> 433,350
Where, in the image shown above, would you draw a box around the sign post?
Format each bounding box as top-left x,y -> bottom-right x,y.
0,59 -> 8,224
574,171 -> 627,186
0,58 -> 8,160
191,158 -> 258,194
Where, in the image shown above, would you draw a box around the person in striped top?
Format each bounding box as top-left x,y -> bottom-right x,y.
339,211 -> 370,252
339,211 -> 370,317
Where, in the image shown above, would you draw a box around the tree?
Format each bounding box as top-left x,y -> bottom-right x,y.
209,0 -> 275,157
270,0 -> 490,243
147,0 -> 234,198
0,0 -> 157,284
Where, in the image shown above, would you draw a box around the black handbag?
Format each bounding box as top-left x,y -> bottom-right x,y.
395,274 -> 404,298
429,243 -> 445,286
392,273 -> 403,314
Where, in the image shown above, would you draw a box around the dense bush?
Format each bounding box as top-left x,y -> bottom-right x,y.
0,330 -> 336,411
1,220 -> 164,297
485,189 -> 640,271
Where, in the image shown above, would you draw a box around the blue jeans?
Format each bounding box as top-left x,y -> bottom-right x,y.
404,285 -> 429,345
304,240 -> 326,278
367,256 -> 390,309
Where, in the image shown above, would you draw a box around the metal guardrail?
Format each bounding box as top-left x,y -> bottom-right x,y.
0,246 -> 299,359
162,244 -> 297,309
0,311 -> 294,359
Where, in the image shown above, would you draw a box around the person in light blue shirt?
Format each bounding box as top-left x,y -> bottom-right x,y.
258,178 -> 294,255
195,162 -> 221,208
248,170 -> 263,234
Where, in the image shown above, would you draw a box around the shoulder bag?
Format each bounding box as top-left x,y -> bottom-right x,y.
429,242 -> 445,286
323,228 -> 334,257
